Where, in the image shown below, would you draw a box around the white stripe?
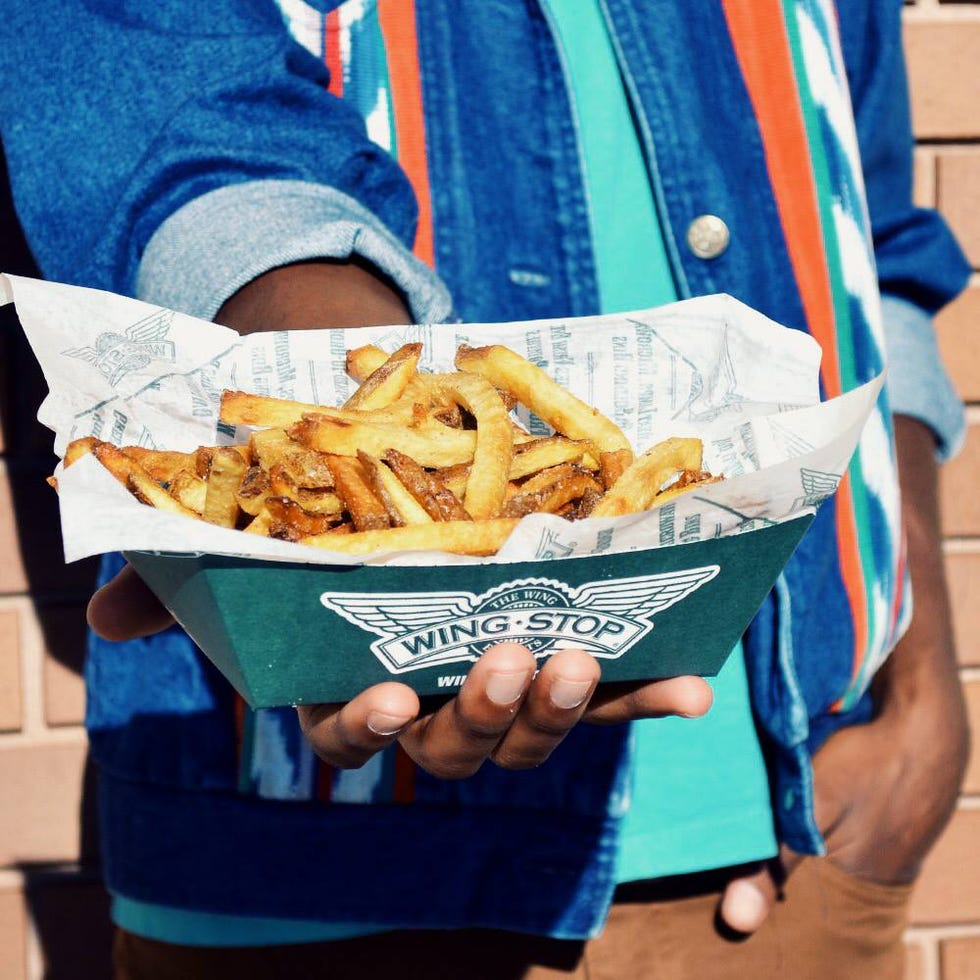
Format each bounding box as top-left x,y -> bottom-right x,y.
275,0 -> 325,58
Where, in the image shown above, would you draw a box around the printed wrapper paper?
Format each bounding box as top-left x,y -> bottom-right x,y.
1,274 -> 880,566
1,275 -> 882,704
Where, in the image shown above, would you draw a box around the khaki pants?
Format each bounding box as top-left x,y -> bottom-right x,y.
113,858 -> 913,980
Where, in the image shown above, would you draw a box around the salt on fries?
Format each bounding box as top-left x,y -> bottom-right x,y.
53,343 -> 722,555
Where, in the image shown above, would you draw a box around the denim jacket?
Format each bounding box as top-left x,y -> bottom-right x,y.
0,0 -> 968,937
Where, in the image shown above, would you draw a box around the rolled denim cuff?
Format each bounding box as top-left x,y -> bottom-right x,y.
881,293 -> 965,462
136,179 -> 453,323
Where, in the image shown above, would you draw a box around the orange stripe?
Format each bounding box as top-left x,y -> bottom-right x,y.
233,693 -> 245,756
721,1 -> 841,395
392,744 -> 417,803
325,10 -> 343,97
315,760 -> 335,801
377,0 -> 435,266
721,1 -> 868,674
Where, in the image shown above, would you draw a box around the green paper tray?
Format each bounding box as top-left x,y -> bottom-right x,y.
125,513 -> 812,707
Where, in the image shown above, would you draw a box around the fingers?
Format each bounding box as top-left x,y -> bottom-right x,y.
299,648 -> 716,777
718,850 -> 800,935
398,642 -> 538,779
718,866 -> 777,935
583,675 -> 713,725
297,682 -> 421,768
490,648 -> 601,769
86,563 -> 175,641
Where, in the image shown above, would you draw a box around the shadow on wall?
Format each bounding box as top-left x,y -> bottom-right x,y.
1,141 -> 112,978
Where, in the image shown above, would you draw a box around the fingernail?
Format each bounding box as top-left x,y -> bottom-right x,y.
722,880 -> 769,933
367,711 -> 412,736
486,670 -> 531,706
550,677 -> 593,710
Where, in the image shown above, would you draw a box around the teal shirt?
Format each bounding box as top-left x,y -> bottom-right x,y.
542,0 -> 776,884
113,0 -> 775,946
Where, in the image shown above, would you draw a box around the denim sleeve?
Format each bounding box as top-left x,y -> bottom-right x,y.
137,180 -> 452,323
838,1 -> 970,314
881,293 -> 965,461
0,1 -> 426,302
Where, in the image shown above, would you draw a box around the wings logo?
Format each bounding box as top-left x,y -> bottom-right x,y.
62,309 -> 176,386
320,567 -> 720,674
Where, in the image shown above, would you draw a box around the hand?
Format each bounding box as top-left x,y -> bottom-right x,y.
88,565 -> 713,776
718,681 -> 968,933
720,416 -> 970,932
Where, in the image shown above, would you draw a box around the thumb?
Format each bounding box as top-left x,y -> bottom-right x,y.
718,850 -> 802,935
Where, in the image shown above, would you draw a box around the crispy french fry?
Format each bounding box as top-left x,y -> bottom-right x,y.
384,449 -> 471,522
510,436 -> 596,480
435,443 -> 594,498
650,471 -> 724,507
433,463 -> 470,500
92,442 -> 136,486
434,373 -> 512,519
223,389 -> 419,430
243,510 -> 273,536
514,462 -> 580,496
265,496 -> 343,540
599,448 -> 633,490
234,464 -> 272,517
345,344 -> 389,382
249,429 -> 335,489
170,470 -> 208,514
343,343 -> 421,411
590,437 -> 703,518
220,390 -> 324,428
64,436 -> 100,468
290,415 -> 477,468
265,465 -> 344,516
301,518 -> 520,556
455,344 -> 633,462
503,471 -> 603,518
357,451 -> 434,526
93,444 -> 200,518
128,471 -> 202,518
121,447 -> 196,484
203,448 -> 247,527
326,455 -> 391,531
195,444 -> 250,479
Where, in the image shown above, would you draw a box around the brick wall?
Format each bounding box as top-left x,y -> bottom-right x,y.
0,4 -> 979,978
0,144 -> 110,978
904,4 -> 980,977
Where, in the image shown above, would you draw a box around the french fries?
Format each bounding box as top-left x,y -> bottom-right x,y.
54,341 -> 722,555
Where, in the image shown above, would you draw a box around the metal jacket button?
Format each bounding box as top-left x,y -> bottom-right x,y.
686,214 -> 730,259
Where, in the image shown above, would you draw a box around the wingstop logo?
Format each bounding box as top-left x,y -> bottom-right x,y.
320,567 -> 720,675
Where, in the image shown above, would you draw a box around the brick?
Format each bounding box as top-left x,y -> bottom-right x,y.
0,460 -> 100,596
946,550 -> 980,666
23,869 -> 113,980
936,287 -> 980,404
937,153 -> 980,268
904,21 -> 980,139
0,609 -> 22,732
941,935 -> 980,980
40,605 -> 88,728
0,740 -> 89,866
964,682 -> 980,794
940,423 -> 980,537
0,879 -> 27,980
913,148 -> 935,209
904,941 -> 925,980
909,810 -> 980,924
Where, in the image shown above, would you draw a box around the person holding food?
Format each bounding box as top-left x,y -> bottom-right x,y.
0,0 -> 970,977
